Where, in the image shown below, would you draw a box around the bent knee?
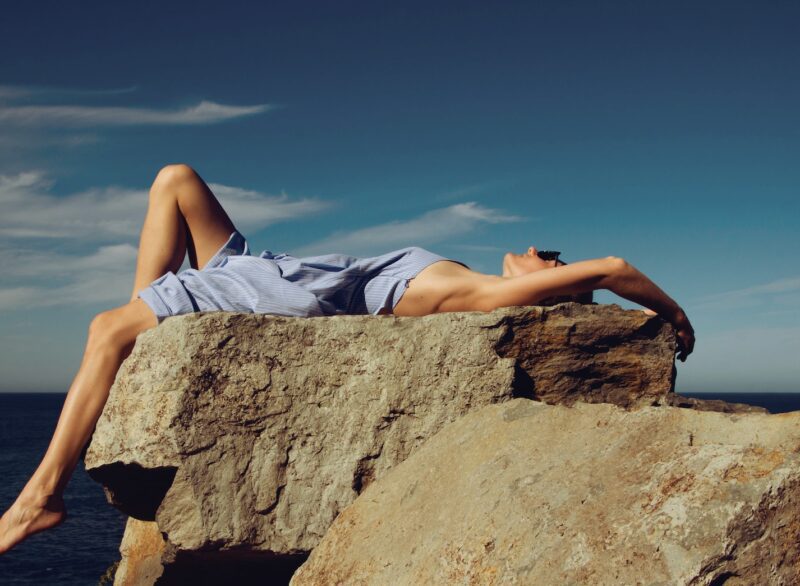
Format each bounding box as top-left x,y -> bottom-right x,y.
88,303 -> 156,350
153,163 -> 198,190
88,311 -> 124,350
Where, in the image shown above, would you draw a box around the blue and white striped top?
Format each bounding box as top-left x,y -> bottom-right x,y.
138,230 -> 465,324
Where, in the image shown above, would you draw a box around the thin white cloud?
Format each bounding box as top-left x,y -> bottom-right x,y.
294,202 -> 523,257
713,277 -> 800,298
0,170 -> 332,311
0,286 -> 42,309
0,242 -> 139,280
690,277 -> 800,311
0,170 -> 330,240
207,183 -> 330,228
0,99 -> 273,126
0,243 -> 139,310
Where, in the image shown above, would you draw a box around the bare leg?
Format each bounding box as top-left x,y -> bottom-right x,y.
130,164 -> 237,302
0,299 -> 157,554
1,164 -> 239,554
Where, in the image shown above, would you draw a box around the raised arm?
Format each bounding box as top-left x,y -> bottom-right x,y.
483,256 -> 695,361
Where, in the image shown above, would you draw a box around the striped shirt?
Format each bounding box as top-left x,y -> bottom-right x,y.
138,230 -> 465,323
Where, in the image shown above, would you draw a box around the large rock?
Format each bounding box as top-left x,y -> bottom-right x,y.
292,399 -> 800,585
84,304 -> 675,570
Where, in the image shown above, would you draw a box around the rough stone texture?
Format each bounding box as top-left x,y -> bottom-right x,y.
113,519 -> 166,585
84,304 -> 675,566
293,399 -> 800,585
494,305 -> 676,407
665,393 -> 769,414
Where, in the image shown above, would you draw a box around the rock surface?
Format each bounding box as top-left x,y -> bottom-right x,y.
84,304 -> 675,569
664,392 -> 769,414
113,519 -> 166,585
292,399 -> 800,585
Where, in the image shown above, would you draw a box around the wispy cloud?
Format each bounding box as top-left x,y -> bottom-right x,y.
0,170 -> 330,240
0,170 -> 332,311
294,202 -> 523,256
689,277 -> 800,311
207,183 -> 330,229
0,243 -> 138,310
0,99 -> 273,127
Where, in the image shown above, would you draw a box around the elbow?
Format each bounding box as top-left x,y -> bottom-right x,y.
604,255 -> 630,274
600,256 -> 631,289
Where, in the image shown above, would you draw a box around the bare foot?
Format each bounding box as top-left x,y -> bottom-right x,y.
0,492 -> 66,554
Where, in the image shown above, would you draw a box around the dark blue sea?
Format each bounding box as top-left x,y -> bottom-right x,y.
1,391 -> 800,585
0,394 -> 126,585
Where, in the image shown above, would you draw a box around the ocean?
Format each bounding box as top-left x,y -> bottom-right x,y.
1,391 -> 799,585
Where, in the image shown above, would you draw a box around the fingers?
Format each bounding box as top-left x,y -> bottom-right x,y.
675,329 -> 695,362
676,339 -> 687,362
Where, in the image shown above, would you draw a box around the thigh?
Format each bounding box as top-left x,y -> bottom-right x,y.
159,164 -> 239,270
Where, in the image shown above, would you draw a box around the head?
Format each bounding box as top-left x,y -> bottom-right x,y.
502,246 -> 594,306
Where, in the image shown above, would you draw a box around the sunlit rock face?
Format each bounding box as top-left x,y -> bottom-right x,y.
84,304 -> 679,582
292,399 -> 800,586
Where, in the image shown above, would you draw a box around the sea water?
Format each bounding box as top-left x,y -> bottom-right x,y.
1,391 -> 799,585
0,393 -> 126,585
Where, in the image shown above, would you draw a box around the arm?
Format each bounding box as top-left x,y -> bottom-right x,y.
488,256 -> 695,360
597,258 -> 695,361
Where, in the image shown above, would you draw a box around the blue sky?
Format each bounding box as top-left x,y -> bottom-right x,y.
0,1 -> 797,392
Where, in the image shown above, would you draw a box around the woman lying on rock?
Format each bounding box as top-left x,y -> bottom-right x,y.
0,164 -> 695,554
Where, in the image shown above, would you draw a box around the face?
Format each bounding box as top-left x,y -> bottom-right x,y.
502,246 -> 563,277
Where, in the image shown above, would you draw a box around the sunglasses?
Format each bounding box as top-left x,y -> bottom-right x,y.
536,250 -> 561,264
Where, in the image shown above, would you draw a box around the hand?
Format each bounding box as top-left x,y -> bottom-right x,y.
672,311 -> 695,362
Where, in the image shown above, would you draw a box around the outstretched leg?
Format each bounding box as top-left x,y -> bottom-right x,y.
130,164 -> 238,302
0,163 -> 240,554
0,299 -> 157,554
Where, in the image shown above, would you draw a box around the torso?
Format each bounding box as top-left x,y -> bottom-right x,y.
391,260 -> 500,316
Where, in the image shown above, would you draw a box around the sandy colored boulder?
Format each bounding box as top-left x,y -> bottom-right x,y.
293,399 -> 800,585
84,304 -> 675,570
